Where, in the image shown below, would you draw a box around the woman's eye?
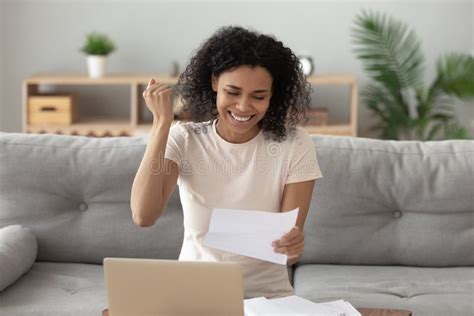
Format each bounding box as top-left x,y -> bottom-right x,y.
226,91 -> 264,100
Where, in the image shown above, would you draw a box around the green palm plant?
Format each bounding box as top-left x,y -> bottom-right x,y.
351,10 -> 474,140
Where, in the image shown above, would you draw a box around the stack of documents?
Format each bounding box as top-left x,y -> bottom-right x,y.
203,207 -> 299,265
244,295 -> 361,316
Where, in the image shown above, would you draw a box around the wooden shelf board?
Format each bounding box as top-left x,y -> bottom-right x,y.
134,120 -> 184,135
24,74 -> 356,86
306,74 -> 356,85
27,117 -> 132,135
300,123 -> 353,135
24,74 -> 178,85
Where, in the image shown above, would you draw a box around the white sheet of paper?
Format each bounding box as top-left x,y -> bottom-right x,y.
269,296 -> 344,315
203,207 -> 299,265
327,300 -> 362,316
244,296 -> 361,316
244,297 -> 292,315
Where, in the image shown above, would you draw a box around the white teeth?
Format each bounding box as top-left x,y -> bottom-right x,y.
230,112 -> 252,122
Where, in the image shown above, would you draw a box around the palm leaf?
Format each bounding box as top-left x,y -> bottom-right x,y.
425,123 -> 444,140
362,83 -> 411,139
352,10 -> 425,93
443,122 -> 470,139
415,87 -> 434,121
365,84 -> 409,120
436,53 -> 474,99
430,113 -> 455,121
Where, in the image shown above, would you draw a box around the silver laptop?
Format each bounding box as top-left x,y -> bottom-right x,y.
103,257 -> 244,316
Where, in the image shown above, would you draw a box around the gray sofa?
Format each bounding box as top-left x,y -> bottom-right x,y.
0,131 -> 473,316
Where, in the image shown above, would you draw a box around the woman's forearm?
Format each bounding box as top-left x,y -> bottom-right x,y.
130,119 -> 173,226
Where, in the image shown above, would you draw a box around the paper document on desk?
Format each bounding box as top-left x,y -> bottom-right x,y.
203,207 -> 299,265
244,295 -> 361,316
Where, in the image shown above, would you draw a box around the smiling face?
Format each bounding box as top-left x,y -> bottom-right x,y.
212,65 -> 273,143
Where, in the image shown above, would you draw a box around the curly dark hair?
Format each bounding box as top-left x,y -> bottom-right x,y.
175,25 -> 312,142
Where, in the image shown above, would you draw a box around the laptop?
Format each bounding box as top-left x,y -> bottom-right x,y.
103,257 -> 244,316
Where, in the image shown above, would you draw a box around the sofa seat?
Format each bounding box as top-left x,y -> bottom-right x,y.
0,262 -> 107,316
293,264 -> 474,316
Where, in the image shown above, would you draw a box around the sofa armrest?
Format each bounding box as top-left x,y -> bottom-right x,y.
0,225 -> 37,291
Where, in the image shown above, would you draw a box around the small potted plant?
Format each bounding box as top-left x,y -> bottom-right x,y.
80,31 -> 116,78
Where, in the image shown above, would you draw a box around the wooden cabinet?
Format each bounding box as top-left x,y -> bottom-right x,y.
23,73 -> 357,137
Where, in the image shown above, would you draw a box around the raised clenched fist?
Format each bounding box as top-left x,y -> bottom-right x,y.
142,78 -> 174,124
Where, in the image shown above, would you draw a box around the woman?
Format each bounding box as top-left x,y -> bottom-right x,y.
130,25 -> 323,299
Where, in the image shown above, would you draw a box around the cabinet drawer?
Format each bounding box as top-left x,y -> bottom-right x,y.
28,94 -> 78,124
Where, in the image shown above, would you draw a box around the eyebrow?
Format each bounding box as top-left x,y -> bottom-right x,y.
225,84 -> 269,93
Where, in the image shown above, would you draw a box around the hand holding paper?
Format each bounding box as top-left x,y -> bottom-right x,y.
203,207 -> 299,265
272,226 -> 305,261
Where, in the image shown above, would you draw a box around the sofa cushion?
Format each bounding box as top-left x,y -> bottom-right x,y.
0,262 -> 107,315
293,264 -> 474,316
0,225 -> 37,291
0,132 -> 184,264
302,136 -> 474,266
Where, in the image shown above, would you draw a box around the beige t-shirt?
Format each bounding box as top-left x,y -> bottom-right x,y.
165,119 -> 323,299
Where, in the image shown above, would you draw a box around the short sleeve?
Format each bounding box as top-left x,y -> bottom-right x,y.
164,122 -> 186,170
286,129 -> 323,184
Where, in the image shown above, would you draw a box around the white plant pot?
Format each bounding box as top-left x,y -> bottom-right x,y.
87,55 -> 108,78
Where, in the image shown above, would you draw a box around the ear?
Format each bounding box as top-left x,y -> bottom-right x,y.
211,74 -> 217,92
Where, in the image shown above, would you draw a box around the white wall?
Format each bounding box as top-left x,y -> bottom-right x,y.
2,0 -> 473,137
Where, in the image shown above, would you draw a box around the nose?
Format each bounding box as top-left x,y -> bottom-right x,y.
236,96 -> 252,112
